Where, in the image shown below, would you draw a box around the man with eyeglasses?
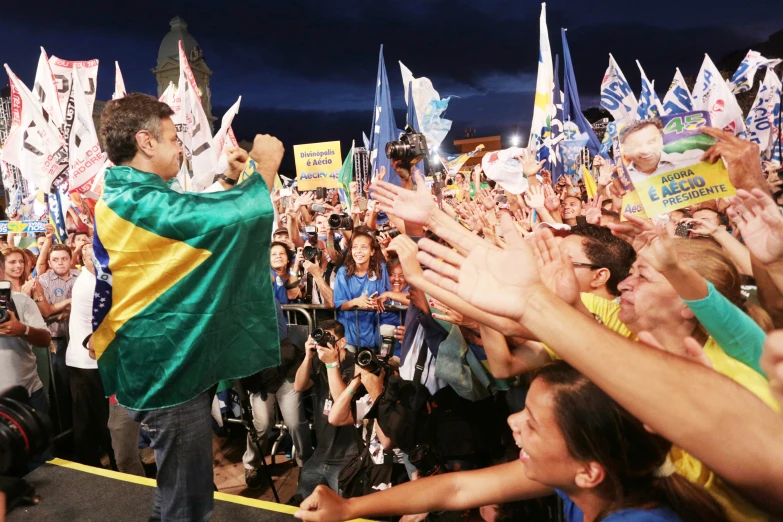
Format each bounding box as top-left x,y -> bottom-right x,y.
556,224 -> 637,339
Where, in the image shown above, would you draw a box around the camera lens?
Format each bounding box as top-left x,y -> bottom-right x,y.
385,141 -> 408,160
357,350 -> 374,367
303,245 -> 319,262
387,229 -> 401,239
0,386 -> 52,476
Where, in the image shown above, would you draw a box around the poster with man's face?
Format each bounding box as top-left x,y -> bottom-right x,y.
616,111 -> 734,216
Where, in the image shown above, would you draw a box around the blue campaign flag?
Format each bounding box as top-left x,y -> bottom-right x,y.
47,189 -> 68,245
368,45 -> 401,187
549,54 -> 564,184
561,29 -> 600,156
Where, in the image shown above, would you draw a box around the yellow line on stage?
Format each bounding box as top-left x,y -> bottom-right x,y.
48,458 -> 374,521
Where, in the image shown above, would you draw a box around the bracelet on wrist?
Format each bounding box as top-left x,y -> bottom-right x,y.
325,362 -> 339,369
347,388 -> 356,396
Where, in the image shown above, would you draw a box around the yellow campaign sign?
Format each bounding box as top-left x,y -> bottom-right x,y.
619,189 -> 648,221
293,141 -> 342,191
632,161 -> 734,217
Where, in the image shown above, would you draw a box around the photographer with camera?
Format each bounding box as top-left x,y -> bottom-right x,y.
293,320 -> 357,498
334,228 -> 389,352
0,273 -> 53,442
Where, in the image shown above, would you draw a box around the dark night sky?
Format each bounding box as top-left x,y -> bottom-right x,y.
3,0 -> 783,171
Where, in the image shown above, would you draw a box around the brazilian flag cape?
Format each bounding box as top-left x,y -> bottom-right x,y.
92,166 -> 280,411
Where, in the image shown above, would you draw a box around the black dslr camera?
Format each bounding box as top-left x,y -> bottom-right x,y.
356,349 -> 390,376
329,213 -> 353,231
303,245 -> 321,263
385,125 -> 430,167
377,222 -> 401,239
0,280 -> 17,324
311,328 -> 336,348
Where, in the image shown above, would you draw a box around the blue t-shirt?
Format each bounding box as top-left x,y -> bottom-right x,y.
274,298 -> 288,341
271,269 -> 290,305
334,264 -> 390,348
556,490 -> 682,521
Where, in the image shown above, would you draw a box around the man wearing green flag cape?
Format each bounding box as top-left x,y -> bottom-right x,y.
93,94 -> 282,521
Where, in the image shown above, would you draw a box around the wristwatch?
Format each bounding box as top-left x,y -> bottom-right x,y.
24,325 -> 30,336
216,174 -> 237,186
34,295 -> 43,303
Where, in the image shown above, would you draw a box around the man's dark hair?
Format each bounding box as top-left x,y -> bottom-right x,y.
49,244 -> 73,260
619,118 -> 663,144
35,233 -> 46,239
601,209 -> 620,220
570,224 -> 636,296
671,208 -> 693,220
100,93 -> 175,165
73,231 -> 89,241
693,207 -> 729,228
318,319 -> 345,339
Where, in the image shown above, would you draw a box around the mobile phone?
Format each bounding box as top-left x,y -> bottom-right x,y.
674,222 -> 693,238
369,292 -> 379,299
316,187 -> 327,200
312,204 -> 328,213
358,197 -> 368,211
280,188 -> 293,197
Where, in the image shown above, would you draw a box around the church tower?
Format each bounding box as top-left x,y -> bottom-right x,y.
152,17 -> 214,130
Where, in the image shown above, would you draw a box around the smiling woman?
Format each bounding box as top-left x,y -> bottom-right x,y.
294,362 -> 729,522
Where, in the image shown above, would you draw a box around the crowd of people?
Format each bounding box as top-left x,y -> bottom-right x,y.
2,91 -> 783,522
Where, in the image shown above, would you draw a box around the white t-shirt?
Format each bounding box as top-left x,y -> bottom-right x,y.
0,293 -> 48,394
66,269 -> 98,370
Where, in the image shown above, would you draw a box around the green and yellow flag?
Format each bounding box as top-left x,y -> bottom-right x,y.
92,165 -> 280,410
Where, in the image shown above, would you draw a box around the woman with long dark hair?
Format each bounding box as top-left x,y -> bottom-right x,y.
295,362 -> 727,522
333,227 -> 389,350
270,241 -> 302,304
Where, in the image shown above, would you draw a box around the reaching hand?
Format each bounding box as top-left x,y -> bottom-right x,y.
386,235 -> 425,285
295,485 -> 351,522
543,184 -> 561,214
522,154 -> 546,178
371,172 -> 436,227
701,127 -> 766,192
415,213 -> 546,322
524,184 -> 546,210
21,279 -> 36,297
45,224 -> 55,240
349,181 -> 359,196
294,192 -> 315,212
530,228 -> 581,307
429,298 -> 479,330
375,165 -> 387,182
726,188 -> 783,265
595,159 -> 614,187
683,217 -> 719,237
609,214 -> 677,273
583,197 -> 603,225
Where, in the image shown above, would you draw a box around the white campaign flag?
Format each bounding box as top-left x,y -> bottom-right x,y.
662,68 -> 693,115
692,54 -> 746,136
206,97 -> 242,187
177,40 -> 216,190
2,65 -> 68,192
729,50 -> 782,94
398,61 -> 452,150
113,61 -> 127,100
48,55 -> 99,116
745,68 -> 781,156
636,61 -> 662,119
528,3 -> 554,157
600,54 -> 638,124
68,72 -> 106,195
33,47 -> 65,132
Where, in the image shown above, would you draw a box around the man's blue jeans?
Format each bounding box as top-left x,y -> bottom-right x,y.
128,392 -> 213,522
295,454 -> 343,498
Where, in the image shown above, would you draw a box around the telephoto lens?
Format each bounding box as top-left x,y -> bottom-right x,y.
356,349 -> 383,375
328,213 -> 354,231
0,385 -> 52,476
303,245 -> 321,262
311,328 -> 336,347
408,443 -> 442,478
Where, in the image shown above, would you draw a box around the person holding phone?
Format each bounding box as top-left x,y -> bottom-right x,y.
333,227 -> 389,351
